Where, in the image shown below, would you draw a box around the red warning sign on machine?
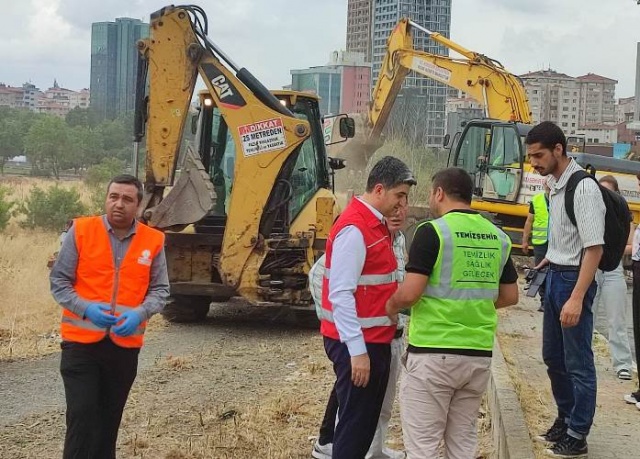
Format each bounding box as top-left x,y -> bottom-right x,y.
238,118 -> 286,157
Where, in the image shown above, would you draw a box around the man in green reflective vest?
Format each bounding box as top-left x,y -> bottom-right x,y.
522,183 -> 550,312
385,167 -> 519,459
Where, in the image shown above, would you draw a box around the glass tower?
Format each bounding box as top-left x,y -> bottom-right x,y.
90,18 -> 149,120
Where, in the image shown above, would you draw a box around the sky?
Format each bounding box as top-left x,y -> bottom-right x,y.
1,0 -> 639,98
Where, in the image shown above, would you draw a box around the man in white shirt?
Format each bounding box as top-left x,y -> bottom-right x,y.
316,156 -> 415,459
311,205 -> 408,459
527,121 -> 605,458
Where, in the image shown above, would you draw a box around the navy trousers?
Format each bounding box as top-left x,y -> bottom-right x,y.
323,336 -> 391,459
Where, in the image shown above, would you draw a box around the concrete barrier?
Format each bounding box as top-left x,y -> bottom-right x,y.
487,341 -> 536,459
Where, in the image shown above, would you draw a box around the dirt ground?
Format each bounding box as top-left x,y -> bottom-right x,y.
0,300 -> 402,458
0,298 -> 500,458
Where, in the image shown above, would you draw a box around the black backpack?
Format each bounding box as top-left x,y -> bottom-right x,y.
565,170 -> 631,271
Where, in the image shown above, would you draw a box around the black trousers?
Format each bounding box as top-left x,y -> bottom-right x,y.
632,262 -> 640,390
323,337 -> 390,459
318,384 -> 339,445
60,337 -> 140,459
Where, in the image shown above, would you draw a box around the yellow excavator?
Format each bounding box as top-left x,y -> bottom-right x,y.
356,18 -> 640,248
133,5 -> 354,321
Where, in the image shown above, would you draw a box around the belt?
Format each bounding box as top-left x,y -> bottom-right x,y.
394,327 -> 404,340
549,263 -> 579,272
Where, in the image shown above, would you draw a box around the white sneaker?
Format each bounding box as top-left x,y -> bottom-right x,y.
312,441 -> 332,459
624,393 -> 639,404
617,368 -> 633,380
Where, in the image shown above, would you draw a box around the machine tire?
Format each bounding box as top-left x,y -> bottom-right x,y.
162,295 -> 211,323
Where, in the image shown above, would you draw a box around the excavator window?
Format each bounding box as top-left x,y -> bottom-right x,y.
455,122 -> 523,202
287,97 -> 331,221
195,105 -> 235,217
456,124 -> 491,174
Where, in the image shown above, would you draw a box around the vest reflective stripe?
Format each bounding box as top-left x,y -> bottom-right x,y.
61,316 -> 145,336
319,309 -> 394,327
531,193 -> 549,245
61,316 -> 104,332
323,268 -> 397,286
423,218 -> 510,301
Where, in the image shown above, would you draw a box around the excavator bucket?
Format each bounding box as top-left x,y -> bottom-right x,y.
145,147 -> 215,229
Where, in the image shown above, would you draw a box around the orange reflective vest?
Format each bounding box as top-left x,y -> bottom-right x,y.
320,198 -> 398,344
60,216 -> 165,348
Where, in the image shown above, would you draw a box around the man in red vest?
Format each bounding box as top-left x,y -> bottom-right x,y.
50,174 -> 169,459
318,156 -> 416,459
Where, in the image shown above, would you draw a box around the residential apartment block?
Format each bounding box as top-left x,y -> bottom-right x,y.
0,81 -> 89,118
90,17 -> 149,121
520,69 -> 617,136
290,51 -> 372,115
577,73 -> 617,126
617,96 -> 635,123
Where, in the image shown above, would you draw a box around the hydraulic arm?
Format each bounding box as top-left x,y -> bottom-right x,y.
367,18 -> 531,154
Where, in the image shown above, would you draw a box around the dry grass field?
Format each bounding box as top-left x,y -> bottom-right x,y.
0,176 -> 90,361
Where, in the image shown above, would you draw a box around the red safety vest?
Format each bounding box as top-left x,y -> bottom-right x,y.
60,216 -> 165,348
320,198 -> 398,344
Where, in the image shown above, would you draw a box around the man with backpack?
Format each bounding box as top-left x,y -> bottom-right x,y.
526,121 -> 611,458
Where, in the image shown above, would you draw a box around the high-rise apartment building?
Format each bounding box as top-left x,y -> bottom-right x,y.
362,0 -> 452,146
291,51 -> 372,115
90,18 -> 149,120
346,0 -> 374,62
576,73 -> 617,126
520,70 -> 580,134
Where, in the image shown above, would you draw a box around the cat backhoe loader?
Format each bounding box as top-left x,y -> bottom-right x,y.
351,18 -> 640,250
134,5 -> 353,321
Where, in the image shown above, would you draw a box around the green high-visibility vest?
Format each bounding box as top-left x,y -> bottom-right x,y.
531,193 -> 549,246
409,212 -> 511,352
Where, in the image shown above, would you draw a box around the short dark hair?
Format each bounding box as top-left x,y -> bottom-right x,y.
525,121 -> 567,156
365,156 -> 416,192
599,174 -> 619,192
107,174 -> 143,202
431,167 -> 473,204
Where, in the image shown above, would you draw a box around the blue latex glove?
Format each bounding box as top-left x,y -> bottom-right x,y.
84,303 -> 117,328
112,310 -> 143,337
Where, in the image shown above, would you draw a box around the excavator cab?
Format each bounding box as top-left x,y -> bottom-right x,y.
452,120 -> 530,203
191,90 -> 335,225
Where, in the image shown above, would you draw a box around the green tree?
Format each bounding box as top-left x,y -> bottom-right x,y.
0,108 -> 39,174
0,185 -> 14,231
69,125 -> 104,172
0,117 -> 22,174
16,185 -> 85,231
65,107 -> 102,128
24,116 -> 72,178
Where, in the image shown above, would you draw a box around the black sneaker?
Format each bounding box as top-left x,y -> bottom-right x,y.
535,418 -> 568,443
544,433 -> 588,457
